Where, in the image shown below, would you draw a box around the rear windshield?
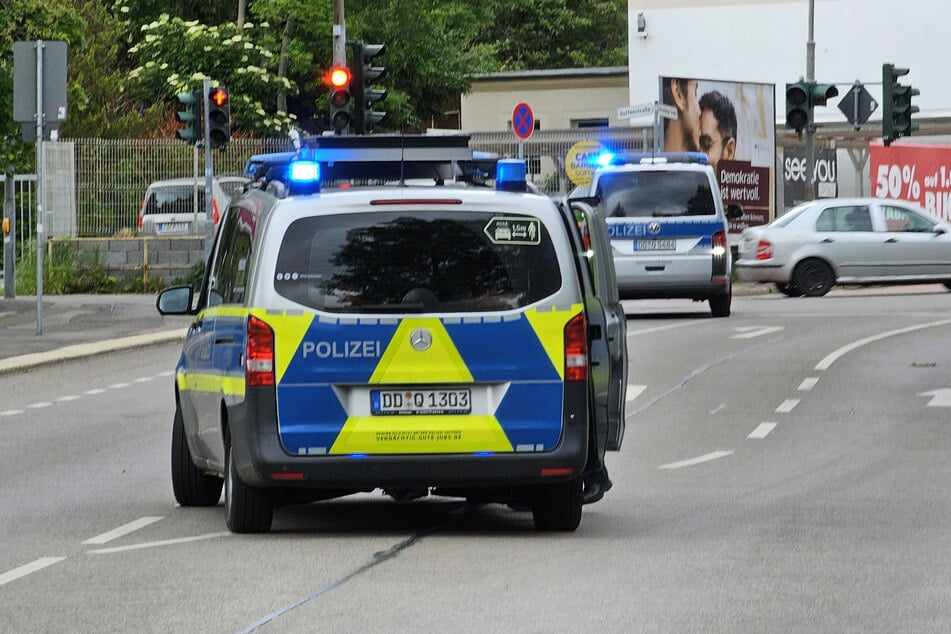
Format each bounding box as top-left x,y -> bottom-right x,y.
143,185 -> 204,216
596,170 -> 716,218
273,210 -> 562,313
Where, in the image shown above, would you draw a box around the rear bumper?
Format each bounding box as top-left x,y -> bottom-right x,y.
229,384 -> 590,490
735,260 -> 788,283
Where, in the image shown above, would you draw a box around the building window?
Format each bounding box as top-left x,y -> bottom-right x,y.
573,119 -> 609,129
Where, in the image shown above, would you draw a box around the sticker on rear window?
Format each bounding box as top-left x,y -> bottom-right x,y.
483,217 -> 541,245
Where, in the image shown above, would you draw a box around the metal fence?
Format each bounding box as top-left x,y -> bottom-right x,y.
7,128 -> 654,244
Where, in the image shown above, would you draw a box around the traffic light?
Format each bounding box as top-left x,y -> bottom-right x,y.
175,90 -> 202,144
785,82 -> 810,132
882,63 -> 919,145
207,86 -> 231,149
328,66 -> 352,134
785,82 -> 839,133
351,41 -> 387,134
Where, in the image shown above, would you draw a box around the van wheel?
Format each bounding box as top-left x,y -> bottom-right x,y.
532,479 -> 583,531
792,259 -> 834,297
776,283 -> 804,297
709,293 -> 731,318
171,404 -> 222,506
225,443 -> 273,533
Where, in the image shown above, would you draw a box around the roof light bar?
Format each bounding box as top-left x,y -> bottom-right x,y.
496,159 -> 527,192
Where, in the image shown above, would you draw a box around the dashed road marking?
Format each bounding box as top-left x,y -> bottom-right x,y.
658,450 -> 733,470
748,422 -> 778,439
798,377 -> 819,391
0,557 -> 66,587
82,516 -> 165,545
775,398 -> 800,413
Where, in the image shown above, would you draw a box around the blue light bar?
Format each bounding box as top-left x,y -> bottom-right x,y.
496,159 -> 527,191
290,160 -> 320,183
595,151 -> 617,167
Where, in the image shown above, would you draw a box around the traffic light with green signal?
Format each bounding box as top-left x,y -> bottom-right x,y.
351,41 -> 387,135
175,90 -> 202,144
207,86 -> 231,149
882,63 -> 919,145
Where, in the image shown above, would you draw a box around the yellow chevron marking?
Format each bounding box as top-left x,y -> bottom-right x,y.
329,415 -> 513,454
370,318 -> 472,385
523,304 -> 583,380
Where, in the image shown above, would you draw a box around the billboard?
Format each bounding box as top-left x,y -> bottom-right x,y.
870,142 -> 951,221
660,77 -> 775,233
784,147 -> 838,208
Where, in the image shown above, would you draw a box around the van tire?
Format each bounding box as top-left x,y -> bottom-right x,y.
171,404 -> 223,506
532,479 -> 583,531
709,293 -> 732,318
225,443 -> 274,533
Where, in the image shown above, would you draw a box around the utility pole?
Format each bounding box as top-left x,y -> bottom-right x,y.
333,0 -> 346,67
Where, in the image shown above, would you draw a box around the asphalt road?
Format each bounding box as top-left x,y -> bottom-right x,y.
1,287 -> 950,632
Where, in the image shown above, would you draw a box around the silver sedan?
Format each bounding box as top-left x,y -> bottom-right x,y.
735,197 -> 951,296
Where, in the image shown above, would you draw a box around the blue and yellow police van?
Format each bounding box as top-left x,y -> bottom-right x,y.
157,135 -> 627,533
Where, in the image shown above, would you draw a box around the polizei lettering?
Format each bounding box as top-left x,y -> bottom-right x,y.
302,340 -> 382,359
608,223 -> 650,238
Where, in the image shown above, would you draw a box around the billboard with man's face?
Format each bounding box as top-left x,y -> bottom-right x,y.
660,76 -> 775,233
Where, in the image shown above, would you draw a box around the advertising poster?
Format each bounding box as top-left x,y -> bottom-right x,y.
784,147 -> 838,208
870,142 -> 951,221
659,77 -> 775,233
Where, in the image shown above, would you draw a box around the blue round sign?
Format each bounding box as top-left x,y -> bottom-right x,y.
512,102 -> 534,140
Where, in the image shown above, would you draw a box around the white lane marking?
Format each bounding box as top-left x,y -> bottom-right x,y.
56,395 -> 81,402
730,326 -> 784,339
158,370 -> 175,377
626,384 -> 646,403
0,557 -> 66,587
658,450 -> 733,470
798,377 -> 819,391
627,319 -> 708,337
82,516 -> 165,545
748,422 -> 778,439
917,389 -> 951,408
108,382 -> 131,389
775,398 -> 800,413
133,376 -> 155,383
0,409 -> 25,416
709,404 -> 726,415
87,532 -> 232,554
27,402 -> 53,409
84,388 -> 107,395
815,319 -> 951,371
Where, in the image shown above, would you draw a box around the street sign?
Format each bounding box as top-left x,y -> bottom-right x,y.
13,40 -> 68,143
618,102 -> 678,121
837,82 -> 877,126
618,103 -> 654,119
512,102 -> 534,140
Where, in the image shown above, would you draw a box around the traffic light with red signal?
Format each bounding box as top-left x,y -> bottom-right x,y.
207,86 -> 231,149
328,66 -> 352,134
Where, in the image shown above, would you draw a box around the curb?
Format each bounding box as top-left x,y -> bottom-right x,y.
0,328 -> 188,375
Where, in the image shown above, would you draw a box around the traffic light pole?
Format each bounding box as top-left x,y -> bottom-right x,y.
804,0 -> 817,201
203,76 -> 214,259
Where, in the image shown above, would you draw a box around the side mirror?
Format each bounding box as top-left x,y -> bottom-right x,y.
157,285 -> 195,315
726,203 -> 744,220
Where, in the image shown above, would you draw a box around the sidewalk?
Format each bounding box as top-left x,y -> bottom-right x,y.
0,294 -> 190,374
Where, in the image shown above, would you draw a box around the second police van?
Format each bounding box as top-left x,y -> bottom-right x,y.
157,135 -> 628,533
575,152 -> 743,317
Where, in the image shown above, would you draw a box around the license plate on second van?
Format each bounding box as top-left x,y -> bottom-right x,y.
371,389 -> 471,416
634,239 -> 676,251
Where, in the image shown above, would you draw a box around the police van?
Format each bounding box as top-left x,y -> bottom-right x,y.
157,135 -> 628,533
575,152 -> 742,317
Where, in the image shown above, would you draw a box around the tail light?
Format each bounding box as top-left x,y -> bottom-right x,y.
564,313 -> 588,382
755,240 -> 773,260
246,315 -> 275,386
212,198 -> 220,225
712,229 -> 728,278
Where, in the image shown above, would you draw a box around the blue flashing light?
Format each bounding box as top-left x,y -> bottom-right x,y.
496,159 -> 527,191
348,453 -> 368,459
289,160 -> 320,183
473,451 -> 494,457
595,151 -> 617,167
